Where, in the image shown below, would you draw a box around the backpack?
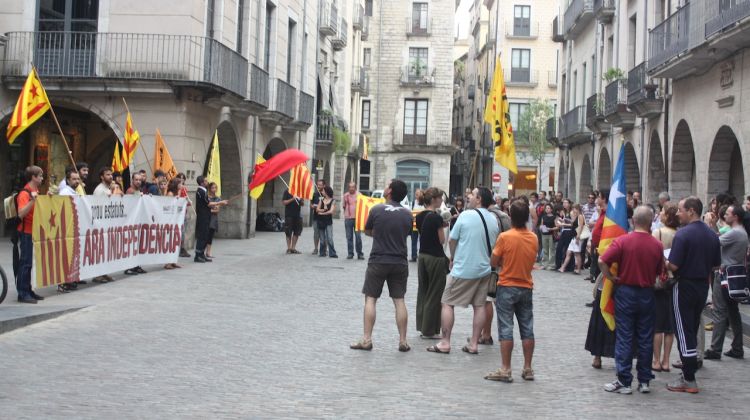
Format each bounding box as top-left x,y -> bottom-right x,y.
722,264 -> 749,302
3,188 -> 31,244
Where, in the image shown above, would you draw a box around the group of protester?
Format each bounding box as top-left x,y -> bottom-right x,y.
11,163 -> 228,303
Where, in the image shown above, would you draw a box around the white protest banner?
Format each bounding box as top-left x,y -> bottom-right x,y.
32,195 -> 186,288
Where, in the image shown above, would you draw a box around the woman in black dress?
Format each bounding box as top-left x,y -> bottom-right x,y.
585,274 -> 616,369
449,198 -> 464,230
554,200 -> 574,270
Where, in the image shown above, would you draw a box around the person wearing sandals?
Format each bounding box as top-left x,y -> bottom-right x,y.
538,204 -> 558,270
415,187 -> 448,339
599,206 -> 665,395
559,204 -> 585,274
282,188 -> 304,254
651,203 -> 679,373
350,179 -> 413,352
316,186 -> 338,258
484,200 -> 538,383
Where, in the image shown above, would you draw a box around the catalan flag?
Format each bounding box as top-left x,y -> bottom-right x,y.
362,136 -> 369,161
249,154 -> 266,199
112,141 -> 125,173
355,194 -> 385,231
484,55 -> 517,174
598,144 -> 629,331
6,68 -> 51,144
288,163 -> 313,200
122,112 -> 140,168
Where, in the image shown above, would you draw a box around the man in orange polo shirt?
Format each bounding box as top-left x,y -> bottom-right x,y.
16,166 -> 45,304
484,200 -> 539,383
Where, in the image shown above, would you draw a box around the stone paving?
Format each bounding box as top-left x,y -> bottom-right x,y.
0,220 -> 749,418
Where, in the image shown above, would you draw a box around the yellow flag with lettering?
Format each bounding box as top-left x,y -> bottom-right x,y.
484,55 -> 517,174
153,129 -> 178,180
206,130 -> 221,196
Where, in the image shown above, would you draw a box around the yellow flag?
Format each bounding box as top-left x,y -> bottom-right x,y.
484,56 -> 517,174
112,141 -> 124,173
7,68 -> 51,144
249,154 -> 266,199
206,130 -> 221,196
122,112 -> 140,168
355,194 -> 385,231
153,129 -> 178,180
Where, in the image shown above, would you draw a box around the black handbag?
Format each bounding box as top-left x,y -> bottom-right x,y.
475,209 -> 498,298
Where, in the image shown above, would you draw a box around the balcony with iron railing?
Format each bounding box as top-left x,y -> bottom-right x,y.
361,16 -> 369,40
261,78 -> 296,124
393,129 -> 454,152
332,18 -> 348,50
246,64 -> 269,112
351,66 -> 370,95
627,62 -> 663,120
505,68 -> 539,87
353,5 -> 364,31
2,31 -> 248,97
559,105 -> 590,145
563,0 -> 594,40
706,0 -> 750,37
552,16 -> 564,42
547,70 -> 557,88
647,4 -> 690,76
585,93 -> 608,134
289,91 -> 315,130
546,117 -> 557,144
406,17 -> 432,36
593,0 -> 615,23
316,114 -> 334,146
319,1 -> 338,37
506,20 -> 539,39
400,65 -> 435,87
604,79 -> 635,129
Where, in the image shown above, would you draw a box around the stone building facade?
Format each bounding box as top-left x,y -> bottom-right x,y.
552,0 -> 749,205
0,0 -> 318,239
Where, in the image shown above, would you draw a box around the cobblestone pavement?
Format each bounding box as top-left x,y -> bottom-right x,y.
1,220 -> 748,418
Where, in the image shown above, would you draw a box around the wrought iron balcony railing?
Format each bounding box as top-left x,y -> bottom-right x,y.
2,31 -> 248,97
353,5 -> 364,30
563,0 -> 594,38
316,114 -> 334,144
647,4 -> 690,72
604,79 -> 628,116
546,117 -> 557,143
297,91 -> 315,126
400,65 -> 435,86
319,1 -> 338,36
351,66 -> 370,94
406,17 -> 432,36
505,68 -> 539,86
560,105 -> 589,141
268,78 -> 296,119
332,18 -> 348,50
706,0 -> 750,37
506,20 -> 539,39
248,64 -> 269,108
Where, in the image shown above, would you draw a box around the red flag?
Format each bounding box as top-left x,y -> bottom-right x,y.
288,164 -> 313,200
249,149 -> 309,190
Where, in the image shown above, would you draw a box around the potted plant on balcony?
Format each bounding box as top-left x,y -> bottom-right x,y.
332,126 -> 352,156
602,68 -> 626,83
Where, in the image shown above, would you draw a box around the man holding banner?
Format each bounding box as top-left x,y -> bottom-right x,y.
15,166 -> 46,304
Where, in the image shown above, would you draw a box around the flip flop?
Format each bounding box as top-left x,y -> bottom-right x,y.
349,340 -> 373,351
652,364 -> 662,372
462,345 -> 478,355
398,343 -> 411,352
426,345 -> 450,354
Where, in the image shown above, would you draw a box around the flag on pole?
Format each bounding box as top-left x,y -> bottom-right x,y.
112,141 -> 125,173
248,149 -> 309,190
249,154 -> 266,199
362,136 -> 369,161
355,194 -> 385,231
6,68 -> 51,144
598,144 -> 629,331
206,130 -> 221,196
483,55 -> 517,174
153,129 -> 178,180
288,164 -> 314,200
122,112 -> 140,168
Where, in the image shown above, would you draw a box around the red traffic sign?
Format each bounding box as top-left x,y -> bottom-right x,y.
492,173 -> 501,183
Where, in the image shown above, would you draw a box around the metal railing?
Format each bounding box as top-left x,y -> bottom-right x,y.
604,79 -> 628,116
2,31 -> 248,97
395,129 -> 451,146
319,1 -> 337,36
546,117 -> 557,142
330,4 -> 339,32
506,20 -> 539,38
648,4 -> 690,71
332,18 -> 348,49
627,62 -> 654,104
564,0 -> 594,35
400,65 -> 435,85
316,114 -> 334,143
706,0 -> 750,37
297,91 -> 314,125
548,70 -> 557,87
505,68 -> 539,85
406,17 -> 432,36
268,78 -> 296,118
593,0 -> 615,16
351,66 -> 370,94
362,16 -> 369,40
353,4 -> 364,30
560,105 -> 587,139
552,16 -> 564,41
586,93 -> 603,122
249,64 -> 269,107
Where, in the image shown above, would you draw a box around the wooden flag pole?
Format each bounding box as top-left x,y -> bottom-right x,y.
121,97 -> 154,177
279,175 -> 301,205
32,66 -> 79,174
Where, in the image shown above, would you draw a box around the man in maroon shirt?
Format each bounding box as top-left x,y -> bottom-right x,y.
598,206 -> 665,395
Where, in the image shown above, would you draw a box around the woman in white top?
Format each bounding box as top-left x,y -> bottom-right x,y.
559,204 -> 585,274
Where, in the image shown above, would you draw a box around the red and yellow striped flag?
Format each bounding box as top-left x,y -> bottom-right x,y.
112,141 -> 125,172
288,164 -> 313,200
121,112 -> 140,168
355,194 -> 385,231
6,68 -> 51,144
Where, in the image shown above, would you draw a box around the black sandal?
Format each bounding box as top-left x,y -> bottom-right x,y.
134,267 -> 147,274
124,269 -> 138,275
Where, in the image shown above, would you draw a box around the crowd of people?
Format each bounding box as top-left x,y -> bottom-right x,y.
10,164 -> 228,303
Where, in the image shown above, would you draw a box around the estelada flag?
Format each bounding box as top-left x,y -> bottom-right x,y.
112,141 -> 125,173
288,163 -> 314,200
7,68 -> 51,144
598,144 -> 629,331
355,194 -> 385,231
153,129 -> 178,180
249,154 -> 266,199
483,55 -> 517,174
122,112 -> 140,168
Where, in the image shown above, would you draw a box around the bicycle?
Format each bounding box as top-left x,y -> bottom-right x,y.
0,263 -> 7,304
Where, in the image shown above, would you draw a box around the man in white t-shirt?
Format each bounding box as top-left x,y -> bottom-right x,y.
93,167 -> 113,197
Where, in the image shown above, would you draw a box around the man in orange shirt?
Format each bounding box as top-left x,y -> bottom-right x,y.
484,200 -> 539,383
15,166 -> 45,304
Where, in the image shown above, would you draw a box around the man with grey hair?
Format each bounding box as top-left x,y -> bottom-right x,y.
652,192 -> 671,231
599,206 -> 665,394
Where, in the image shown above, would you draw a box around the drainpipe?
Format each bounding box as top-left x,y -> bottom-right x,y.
639,0 -> 647,195
372,0 -> 383,189
664,0 -> 672,191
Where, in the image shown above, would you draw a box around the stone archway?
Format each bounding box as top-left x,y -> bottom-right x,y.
557,156 -> 567,194
579,154 -> 593,203
647,131 -> 667,205
708,125 -> 745,199
568,163 -> 577,202
671,120 -> 696,201
256,137 -> 288,229
623,142 -> 641,194
212,121 -> 244,238
598,148 -> 612,189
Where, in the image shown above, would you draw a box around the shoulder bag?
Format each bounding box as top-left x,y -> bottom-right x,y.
475,209 -> 498,298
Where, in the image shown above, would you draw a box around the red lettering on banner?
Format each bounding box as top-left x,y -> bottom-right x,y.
149,224 -> 157,254
139,224 -> 149,254
172,224 -> 181,252
83,229 -> 91,266
91,228 -> 99,264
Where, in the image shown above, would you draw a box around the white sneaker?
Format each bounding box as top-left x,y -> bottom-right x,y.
638,383 -> 650,394
604,380 -> 632,394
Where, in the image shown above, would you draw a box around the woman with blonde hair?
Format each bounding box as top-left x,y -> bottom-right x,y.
652,203 -> 679,372
415,187 -> 448,339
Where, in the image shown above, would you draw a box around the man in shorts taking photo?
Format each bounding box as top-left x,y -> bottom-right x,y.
350,179 -> 413,352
